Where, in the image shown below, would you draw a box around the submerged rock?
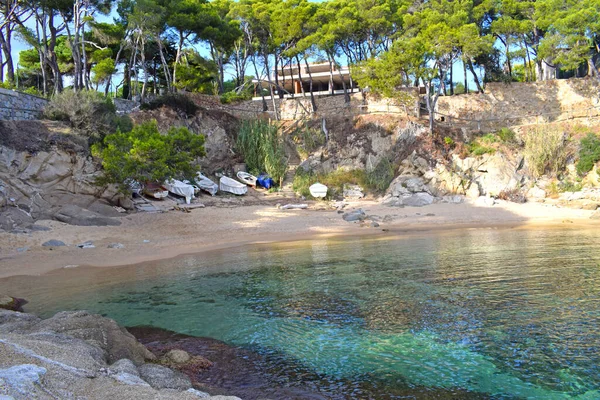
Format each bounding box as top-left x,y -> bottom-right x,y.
0,295 -> 27,312
165,349 -> 191,364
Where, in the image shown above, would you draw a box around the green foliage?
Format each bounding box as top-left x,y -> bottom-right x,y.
293,161 -> 393,199
140,94 -> 199,117
366,158 -> 395,193
44,90 -> 128,144
558,179 -> 583,193
444,136 -> 455,146
220,91 -> 252,104
497,128 -> 516,143
468,134 -> 497,156
173,50 -> 218,93
293,168 -> 368,199
523,126 -> 569,177
576,133 -> 600,176
94,121 -> 205,191
236,120 -> 288,185
291,126 -> 326,160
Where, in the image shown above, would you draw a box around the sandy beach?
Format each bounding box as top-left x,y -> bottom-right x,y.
0,198 -> 596,279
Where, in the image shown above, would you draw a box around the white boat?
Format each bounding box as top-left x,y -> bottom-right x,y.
309,182 -> 328,198
220,176 -> 248,195
195,172 -> 218,196
237,171 -> 257,186
164,179 -> 195,204
143,182 -> 168,199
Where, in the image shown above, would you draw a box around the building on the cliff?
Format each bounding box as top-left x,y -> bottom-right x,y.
252,62 -> 358,100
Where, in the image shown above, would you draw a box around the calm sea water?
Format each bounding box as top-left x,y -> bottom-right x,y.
4,227 -> 600,399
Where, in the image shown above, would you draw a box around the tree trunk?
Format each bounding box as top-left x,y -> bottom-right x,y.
467,59 -> 483,93
303,57 -> 317,112
463,59 -> 468,94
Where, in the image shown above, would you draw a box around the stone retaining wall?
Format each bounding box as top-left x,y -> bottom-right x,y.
436,78 -> 600,131
0,88 -> 47,120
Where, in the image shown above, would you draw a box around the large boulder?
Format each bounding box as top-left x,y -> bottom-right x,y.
54,204 -> 121,227
401,193 -> 435,207
31,311 -> 154,364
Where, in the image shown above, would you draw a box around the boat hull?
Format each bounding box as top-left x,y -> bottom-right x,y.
309,183 -> 328,198
220,176 -> 248,195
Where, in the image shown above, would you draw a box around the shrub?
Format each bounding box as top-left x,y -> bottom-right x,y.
497,128 -> 516,143
293,168 -> 368,199
44,90 -> 127,144
366,158 -> 395,192
292,126 -> 326,159
293,165 -> 392,199
523,126 -> 568,177
140,93 -> 199,117
236,120 -> 288,186
558,179 -> 583,193
468,142 -> 496,156
220,91 -> 252,104
94,120 -> 205,192
576,133 -> 600,176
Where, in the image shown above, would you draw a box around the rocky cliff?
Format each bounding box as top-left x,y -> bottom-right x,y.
0,120 -> 126,232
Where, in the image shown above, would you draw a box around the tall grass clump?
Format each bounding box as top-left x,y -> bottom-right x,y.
236,120 -> 288,186
523,126 -> 569,177
576,133 -> 600,176
366,158 -> 395,192
292,126 -> 326,159
44,90 -> 131,145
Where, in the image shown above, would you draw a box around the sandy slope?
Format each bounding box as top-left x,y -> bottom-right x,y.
0,199 -> 596,279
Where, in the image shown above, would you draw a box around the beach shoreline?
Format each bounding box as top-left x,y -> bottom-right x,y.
0,199 -> 596,279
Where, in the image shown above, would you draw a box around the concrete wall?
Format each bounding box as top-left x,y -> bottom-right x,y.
436,78 -> 600,131
0,88 -> 47,120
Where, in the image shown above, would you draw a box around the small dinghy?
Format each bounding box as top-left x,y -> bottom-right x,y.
220,176 -> 248,195
309,182 -> 328,198
195,172 -> 218,196
237,171 -> 257,186
164,179 -> 195,204
143,182 -> 168,199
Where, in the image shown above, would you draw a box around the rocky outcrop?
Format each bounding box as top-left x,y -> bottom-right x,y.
0,309 -> 242,400
0,121 -> 126,231
298,117 -> 427,175
0,295 -> 27,312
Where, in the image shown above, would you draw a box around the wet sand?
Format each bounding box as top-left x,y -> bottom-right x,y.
0,199 -> 596,279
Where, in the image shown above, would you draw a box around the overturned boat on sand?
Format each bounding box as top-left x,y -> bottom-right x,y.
195,172 -> 218,196
309,182 -> 328,198
164,179 -> 195,204
220,176 -> 247,195
236,171 -> 257,186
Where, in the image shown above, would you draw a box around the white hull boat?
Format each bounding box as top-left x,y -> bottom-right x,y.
195,173 -> 218,196
309,182 -> 328,198
164,179 -> 195,204
236,171 -> 257,186
220,176 -> 248,195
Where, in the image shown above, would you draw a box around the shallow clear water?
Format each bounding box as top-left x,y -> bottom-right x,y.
4,227 -> 600,399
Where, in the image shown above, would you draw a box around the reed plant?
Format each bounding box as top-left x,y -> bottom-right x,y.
236,120 -> 288,186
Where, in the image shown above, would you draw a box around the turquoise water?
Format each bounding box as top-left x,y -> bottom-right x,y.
6,228 -> 600,399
